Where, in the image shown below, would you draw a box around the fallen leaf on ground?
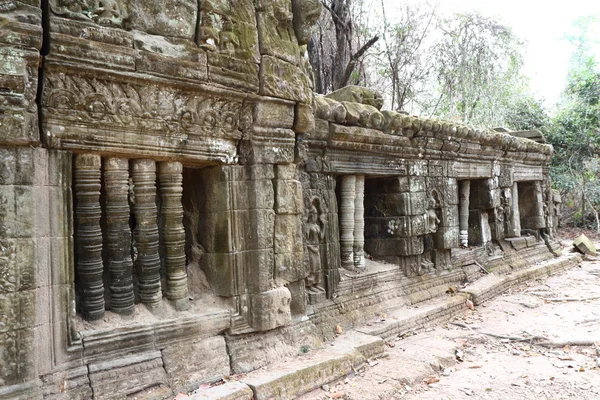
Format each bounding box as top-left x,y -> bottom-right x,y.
424,376 -> 440,384
328,392 -> 345,399
469,365 -> 482,369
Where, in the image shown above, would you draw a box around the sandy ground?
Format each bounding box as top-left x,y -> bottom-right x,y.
301,244 -> 600,400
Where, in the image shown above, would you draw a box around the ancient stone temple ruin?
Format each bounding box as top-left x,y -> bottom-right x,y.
0,1 -> 577,399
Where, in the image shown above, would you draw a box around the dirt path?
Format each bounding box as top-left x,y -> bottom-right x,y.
301,248 -> 600,400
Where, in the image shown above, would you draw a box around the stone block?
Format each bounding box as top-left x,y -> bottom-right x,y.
252,99 -> 295,129
0,290 -> 35,333
276,164 -> 298,180
573,234 -> 596,256
325,86 -> 384,110
249,287 -> 292,331
162,336 -> 230,393
294,103 -> 315,134
439,206 -> 459,228
286,280 -> 307,315
409,160 -> 428,176
88,352 -> 169,399
275,252 -> 305,283
41,366 -> 91,400
234,209 -> 275,251
433,226 -> 460,249
365,236 -> 423,257
189,381 -> 254,400
0,328 -> 36,385
274,214 -> 303,254
126,0 -> 197,39
260,55 -> 311,103
0,185 -> 35,239
0,239 -> 35,292
365,192 -> 426,217
275,179 -> 303,215
244,250 -> 275,294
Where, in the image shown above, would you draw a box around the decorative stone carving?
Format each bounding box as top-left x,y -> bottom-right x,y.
326,86 -> 384,111
103,157 -> 134,315
159,162 -> 189,310
74,154 -> 105,321
131,159 -> 162,309
49,0 -> 127,27
304,201 -> 325,293
291,0 -> 323,45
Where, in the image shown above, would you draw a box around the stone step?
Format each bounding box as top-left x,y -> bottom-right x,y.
462,253 -> 582,305
185,381 -> 254,400
238,332 -> 384,400
356,293 -> 470,340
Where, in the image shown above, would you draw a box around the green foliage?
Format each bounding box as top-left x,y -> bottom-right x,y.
546,16 -> 600,229
420,12 -> 528,127
505,96 -> 551,131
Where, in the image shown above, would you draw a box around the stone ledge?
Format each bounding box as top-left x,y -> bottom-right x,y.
461,253 -> 582,305
239,331 -> 382,400
356,294 -> 469,340
187,381 -> 254,400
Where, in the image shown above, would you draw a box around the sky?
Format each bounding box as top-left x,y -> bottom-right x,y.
383,0 -> 600,109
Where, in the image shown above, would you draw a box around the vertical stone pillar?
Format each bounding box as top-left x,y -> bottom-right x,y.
459,180 -> 470,247
508,182 -> 521,237
74,154 -> 105,321
104,158 -> 135,315
353,175 -> 365,269
159,161 -> 189,310
340,175 -> 356,269
132,160 -> 162,309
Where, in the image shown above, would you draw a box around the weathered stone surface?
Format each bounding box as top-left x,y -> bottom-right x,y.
188,382 -> 253,400
260,55 -> 311,103
88,352 -> 169,399
162,337 -> 230,393
573,234 -> 597,257
326,86 -> 384,110
250,287 -> 292,331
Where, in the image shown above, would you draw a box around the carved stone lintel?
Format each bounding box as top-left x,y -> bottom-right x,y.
353,175 -> 365,269
104,157 -> 135,315
340,175 -> 356,269
458,180 -> 470,247
159,161 -> 189,310
132,159 -> 163,309
75,154 -> 105,321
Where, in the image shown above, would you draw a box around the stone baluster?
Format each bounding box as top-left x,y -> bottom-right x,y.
75,154 -> 105,321
459,180 -> 470,247
159,161 -> 189,310
509,182 -> 521,236
340,175 -> 356,269
131,159 -> 162,309
104,157 -> 135,315
353,175 -> 365,269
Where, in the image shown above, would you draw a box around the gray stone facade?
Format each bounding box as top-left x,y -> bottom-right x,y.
0,1 -> 564,398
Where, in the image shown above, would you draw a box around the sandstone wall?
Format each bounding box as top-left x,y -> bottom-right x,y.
0,1 -> 561,398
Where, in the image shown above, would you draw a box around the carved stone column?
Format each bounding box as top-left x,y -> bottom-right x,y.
104,157 -> 135,315
340,175 -> 356,269
353,175 -> 365,269
508,181 -> 522,236
459,180 -> 470,247
132,160 -> 162,309
159,161 -> 189,310
74,154 -> 105,321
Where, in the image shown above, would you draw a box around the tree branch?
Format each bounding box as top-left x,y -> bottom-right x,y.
340,34 -> 380,87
